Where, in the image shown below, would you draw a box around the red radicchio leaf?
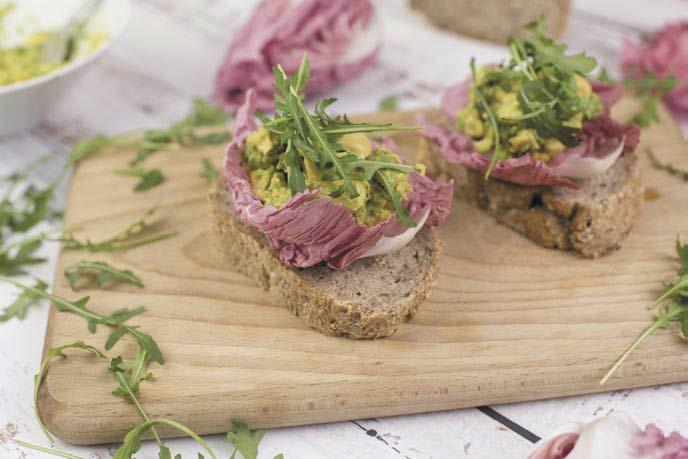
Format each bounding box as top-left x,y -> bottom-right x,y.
214,0 -> 381,112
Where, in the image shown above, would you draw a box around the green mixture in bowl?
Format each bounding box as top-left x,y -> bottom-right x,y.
0,2 -> 108,86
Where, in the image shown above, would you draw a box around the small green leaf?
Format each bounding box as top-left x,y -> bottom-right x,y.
0,279 -> 47,322
200,157 -> 220,184
116,167 -> 165,192
227,419 -> 266,459
677,236 -> 688,276
61,207 -> 176,252
34,340 -> 107,442
379,95 -> 399,112
69,135 -> 112,166
64,261 -> 144,290
104,326 -> 129,350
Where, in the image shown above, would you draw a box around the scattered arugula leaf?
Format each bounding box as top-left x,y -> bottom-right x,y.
200,157 -> 220,184
68,135 -> 112,167
64,261 -> 143,290
678,237 -> 688,276
622,71 -> 677,127
34,341 -> 107,442
0,275 -> 164,364
115,167 -> 165,192
13,439 -> 83,459
646,148 -> 688,182
110,348 -> 153,396
378,95 -> 399,111
0,234 -> 47,275
0,279 -> 47,322
114,418 -> 218,459
601,237 -> 688,385
596,66 -> 613,83
227,418 -> 266,459
61,208 -> 176,252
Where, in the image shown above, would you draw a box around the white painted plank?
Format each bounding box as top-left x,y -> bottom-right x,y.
2,0 -> 688,458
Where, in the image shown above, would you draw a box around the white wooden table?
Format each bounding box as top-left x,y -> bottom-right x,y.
2,1 -> 688,457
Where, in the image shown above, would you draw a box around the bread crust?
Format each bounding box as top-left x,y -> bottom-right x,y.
208,179 -> 441,339
419,138 -> 644,257
409,0 -> 571,43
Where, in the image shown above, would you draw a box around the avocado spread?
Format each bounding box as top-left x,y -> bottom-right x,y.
243,128 -> 423,227
0,2 -> 108,86
457,68 -> 602,162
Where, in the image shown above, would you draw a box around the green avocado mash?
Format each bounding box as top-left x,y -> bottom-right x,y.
457,69 -> 601,162
0,2 -> 108,86
243,128 -> 423,227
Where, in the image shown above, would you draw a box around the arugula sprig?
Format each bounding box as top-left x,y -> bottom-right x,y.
200,157 -> 220,184
646,147 -> 688,182
259,54 -> 422,227
115,167 -> 165,192
61,208 -> 176,252
0,279 -> 47,322
601,237 -> 688,385
33,341 -> 107,443
64,261 -> 143,290
623,71 -> 677,127
0,233 -> 47,275
0,275 -> 164,365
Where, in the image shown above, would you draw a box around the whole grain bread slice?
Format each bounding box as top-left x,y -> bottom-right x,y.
419,138 -> 644,257
409,0 -> 571,43
208,178 -> 441,339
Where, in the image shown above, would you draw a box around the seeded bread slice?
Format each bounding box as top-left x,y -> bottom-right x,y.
419,138 -> 644,257
409,0 -> 571,43
208,178 -> 441,339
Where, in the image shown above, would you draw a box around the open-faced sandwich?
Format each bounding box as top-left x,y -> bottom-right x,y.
209,55 -> 453,339
418,17 -> 642,257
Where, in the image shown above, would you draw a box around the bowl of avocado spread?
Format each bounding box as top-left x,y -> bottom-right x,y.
0,0 -> 131,137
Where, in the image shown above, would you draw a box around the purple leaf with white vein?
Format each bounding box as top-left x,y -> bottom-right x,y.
214,0 -> 381,112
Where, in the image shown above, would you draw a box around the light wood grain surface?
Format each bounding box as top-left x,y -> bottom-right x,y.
34,97 -> 688,446
3,1 -> 688,458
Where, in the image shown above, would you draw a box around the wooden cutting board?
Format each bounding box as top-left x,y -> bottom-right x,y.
39,98 -> 688,445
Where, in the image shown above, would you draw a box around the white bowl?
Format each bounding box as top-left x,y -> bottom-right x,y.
0,0 -> 131,137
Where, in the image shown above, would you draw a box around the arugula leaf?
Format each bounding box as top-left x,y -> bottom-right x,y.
646,148 -> 688,182
262,54 -> 423,226
601,239 -> 688,385
0,279 -> 47,322
227,418 -> 266,459
34,340 -> 107,442
68,135 -> 112,166
115,167 -> 165,192
111,348 -> 153,396
0,275 -> 164,365
379,95 -> 399,112
200,157 -> 220,184
61,208 -> 176,252
632,95 -> 661,127
65,261 -> 143,290
522,16 -> 597,74
13,440 -> 83,459
114,418 -> 218,459
601,300 -> 688,385
0,234 -> 48,275
623,71 -> 677,127
470,58 -> 504,179
677,237 -> 688,276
